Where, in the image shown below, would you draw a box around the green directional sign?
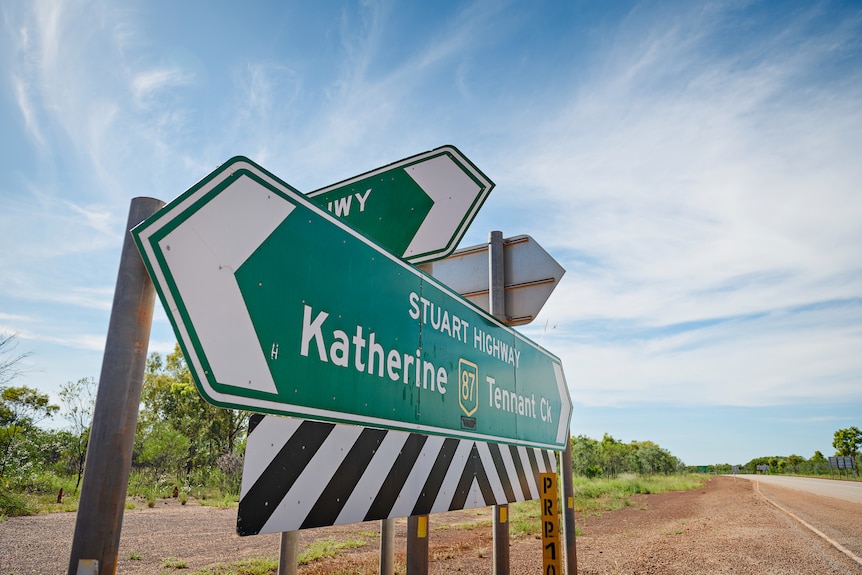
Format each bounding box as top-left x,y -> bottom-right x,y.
133,156 -> 570,450
307,146 -> 494,264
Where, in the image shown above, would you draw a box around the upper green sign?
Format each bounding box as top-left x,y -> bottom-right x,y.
133,157 -> 570,450
307,146 -> 494,264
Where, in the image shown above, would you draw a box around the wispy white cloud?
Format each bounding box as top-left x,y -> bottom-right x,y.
506,3 -> 862,407
131,67 -> 192,104
36,332 -> 106,352
12,74 -> 44,148
518,6 -> 861,299
545,297 -> 862,408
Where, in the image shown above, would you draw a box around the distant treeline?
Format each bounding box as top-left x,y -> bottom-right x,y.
569,434 -> 685,477
695,452 -> 859,476
569,426 -> 861,479
688,426 -> 861,476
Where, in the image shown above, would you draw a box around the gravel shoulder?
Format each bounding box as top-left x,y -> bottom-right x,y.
2,477 -> 861,574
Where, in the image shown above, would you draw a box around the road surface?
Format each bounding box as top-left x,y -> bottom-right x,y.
734,474 -> 862,503
735,474 -> 862,567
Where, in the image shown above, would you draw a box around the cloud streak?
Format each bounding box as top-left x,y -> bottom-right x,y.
506,2 -> 862,408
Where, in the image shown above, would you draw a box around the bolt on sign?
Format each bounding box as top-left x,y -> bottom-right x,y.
540,472 -> 562,575
133,156 -> 572,450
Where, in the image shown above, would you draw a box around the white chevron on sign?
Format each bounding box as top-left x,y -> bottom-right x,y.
237,415 -> 557,536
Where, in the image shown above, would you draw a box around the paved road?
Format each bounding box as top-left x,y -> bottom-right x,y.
734,474 -> 862,504
732,474 -> 862,567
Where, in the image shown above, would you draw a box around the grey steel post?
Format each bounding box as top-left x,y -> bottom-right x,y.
406,514 -> 429,575
489,231 -> 505,320
489,230 -> 510,575
278,531 -> 299,575
67,197 -> 164,575
380,518 -> 396,575
562,436 -> 578,574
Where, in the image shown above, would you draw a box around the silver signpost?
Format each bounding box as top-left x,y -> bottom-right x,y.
419,234 -> 565,326
67,197 -> 164,575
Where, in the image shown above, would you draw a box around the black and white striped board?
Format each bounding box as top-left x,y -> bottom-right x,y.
237,414 -> 558,535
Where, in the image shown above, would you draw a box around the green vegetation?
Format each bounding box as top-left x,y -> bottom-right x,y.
1,329 -> 857,527
187,558 -> 278,575
510,499 -> 543,537
704,429 -> 860,477
1,343 -> 250,518
570,433 -> 683,478
298,537 -> 367,564
181,540 -> 367,575
570,428 -> 860,480
506,473 -> 704,538
833,426 -> 861,459
162,557 -> 189,569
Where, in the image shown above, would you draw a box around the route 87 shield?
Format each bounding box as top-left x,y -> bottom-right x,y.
459,358 -> 479,422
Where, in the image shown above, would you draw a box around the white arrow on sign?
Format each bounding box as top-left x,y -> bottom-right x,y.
401,153 -> 484,259
146,170 -> 292,396
419,235 -> 565,326
307,146 -> 494,264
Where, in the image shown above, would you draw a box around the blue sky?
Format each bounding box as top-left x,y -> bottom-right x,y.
1,0 -> 860,466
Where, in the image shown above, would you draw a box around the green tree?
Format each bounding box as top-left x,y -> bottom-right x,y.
832,426 -> 861,458
570,435 -> 601,476
138,420 -> 191,479
58,377 -> 96,491
0,385 -> 59,476
744,456 -> 772,473
808,450 -> 828,475
785,454 -> 804,474
137,345 -> 249,479
630,441 -> 681,475
599,434 -> 629,478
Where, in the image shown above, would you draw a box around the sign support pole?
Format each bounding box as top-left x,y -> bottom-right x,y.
562,435 -> 578,574
407,515 -> 429,575
67,197 -> 164,575
380,518 -> 396,575
489,231 -> 511,575
277,531 -> 299,575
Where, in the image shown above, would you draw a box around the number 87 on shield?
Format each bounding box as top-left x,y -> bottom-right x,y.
458,358 -> 479,417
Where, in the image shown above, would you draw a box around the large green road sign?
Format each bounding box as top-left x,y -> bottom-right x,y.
133,157 -> 570,450
307,146 -> 494,264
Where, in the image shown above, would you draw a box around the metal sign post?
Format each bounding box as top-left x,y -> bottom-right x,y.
562,438 -> 578,574
419,234 -> 565,326
489,231 -> 510,575
67,197 -> 164,575
407,515 -> 429,575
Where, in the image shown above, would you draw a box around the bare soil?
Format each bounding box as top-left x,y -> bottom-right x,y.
1,476 -> 860,574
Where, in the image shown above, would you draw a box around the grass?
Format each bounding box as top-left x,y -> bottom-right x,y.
0,490 -> 37,517
510,499 -> 542,537
503,473 -> 707,538
183,538 -> 368,575
0,470 -> 84,517
187,558 -> 278,575
571,473 -> 706,519
163,557 -> 189,569
195,494 -> 238,508
453,518 -> 492,530
297,537 -> 367,565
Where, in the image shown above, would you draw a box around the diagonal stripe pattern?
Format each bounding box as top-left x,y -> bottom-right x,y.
237,415 -> 558,536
